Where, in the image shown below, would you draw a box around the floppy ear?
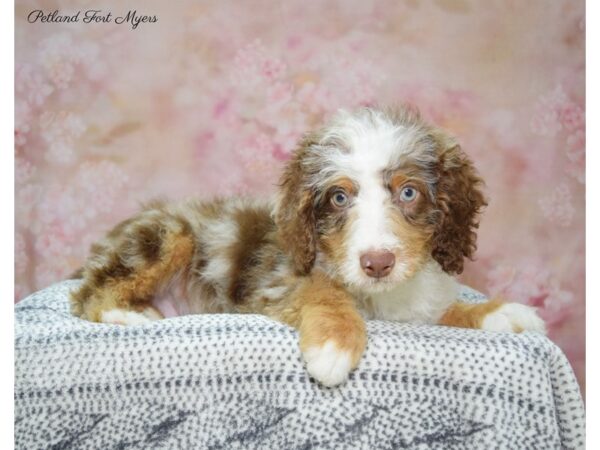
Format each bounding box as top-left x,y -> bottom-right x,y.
430,130 -> 487,274
274,140 -> 318,275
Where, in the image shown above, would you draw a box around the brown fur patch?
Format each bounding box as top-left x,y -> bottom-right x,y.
330,177 -> 357,196
70,284 -> 93,317
89,243 -> 107,256
389,172 -> 409,192
318,208 -> 353,269
90,254 -> 134,286
430,132 -> 487,274
135,222 -> 164,263
438,300 -> 504,329
197,200 -> 227,221
228,206 -> 275,304
190,239 -> 211,277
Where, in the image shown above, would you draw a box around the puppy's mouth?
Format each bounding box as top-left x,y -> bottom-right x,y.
358,277 -> 398,293
348,254 -> 419,293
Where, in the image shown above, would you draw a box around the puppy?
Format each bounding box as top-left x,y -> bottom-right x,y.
70,106 -> 545,387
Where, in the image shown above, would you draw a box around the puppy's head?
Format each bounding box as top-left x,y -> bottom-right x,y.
274,106 -> 486,292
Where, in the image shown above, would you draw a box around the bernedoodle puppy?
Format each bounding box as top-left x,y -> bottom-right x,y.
70,106 -> 545,387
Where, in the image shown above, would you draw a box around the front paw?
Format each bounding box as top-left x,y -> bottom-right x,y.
300,321 -> 367,387
296,293 -> 367,387
481,303 -> 546,334
303,341 -> 355,387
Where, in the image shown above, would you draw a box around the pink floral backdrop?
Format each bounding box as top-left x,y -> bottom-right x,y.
15,0 -> 585,392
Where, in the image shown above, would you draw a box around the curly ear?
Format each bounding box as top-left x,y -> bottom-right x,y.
430,131 -> 487,274
274,142 -> 317,275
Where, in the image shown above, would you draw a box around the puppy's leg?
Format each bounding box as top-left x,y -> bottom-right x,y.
439,300 -> 546,334
279,271 -> 366,387
70,210 -> 194,325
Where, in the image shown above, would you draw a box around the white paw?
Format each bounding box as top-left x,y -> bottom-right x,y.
303,341 -> 352,387
101,308 -> 160,326
481,303 -> 546,334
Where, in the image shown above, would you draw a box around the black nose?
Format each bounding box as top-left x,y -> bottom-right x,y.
360,251 -> 395,278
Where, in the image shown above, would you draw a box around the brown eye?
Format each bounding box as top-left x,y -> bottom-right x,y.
331,190 -> 350,208
399,186 -> 418,202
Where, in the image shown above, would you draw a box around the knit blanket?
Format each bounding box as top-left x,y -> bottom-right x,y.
15,280 -> 585,449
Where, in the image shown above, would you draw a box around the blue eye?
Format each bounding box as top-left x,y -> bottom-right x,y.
331,191 -> 349,207
400,186 -> 417,202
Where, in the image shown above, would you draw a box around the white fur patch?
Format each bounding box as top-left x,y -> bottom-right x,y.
202,256 -> 232,284
320,109 -> 422,173
101,308 -> 159,326
200,219 -> 239,284
303,341 -> 353,387
365,259 -> 459,323
343,170 -> 400,283
481,303 -> 546,334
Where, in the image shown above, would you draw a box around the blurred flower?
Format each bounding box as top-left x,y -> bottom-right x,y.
39,111 -> 86,165
15,63 -> 54,107
26,161 -> 130,290
15,183 -> 42,225
530,85 -> 569,136
15,157 -> 35,185
74,40 -> 107,81
308,48 -> 384,108
34,160 -> 129,236
561,104 -> 585,132
397,85 -> 475,125
38,33 -> 77,89
295,81 -> 334,115
266,81 -> 295,110
538,182 -> 575,227
14,101 -> 32,147
37,32 -> 108,88
567,129 -> 585,161
230,39 -> 287,87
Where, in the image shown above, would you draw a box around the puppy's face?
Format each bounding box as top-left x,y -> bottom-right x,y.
275,107 -> 486,293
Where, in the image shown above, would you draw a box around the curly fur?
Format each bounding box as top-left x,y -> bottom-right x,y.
431,139 -> 487,274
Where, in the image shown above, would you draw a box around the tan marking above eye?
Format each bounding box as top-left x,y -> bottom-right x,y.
332,177 -> 357,195
387,170 -> 427,205
389,173 -> 409,192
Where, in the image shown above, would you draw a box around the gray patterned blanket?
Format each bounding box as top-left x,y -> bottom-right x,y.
15,280 -> 585,449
